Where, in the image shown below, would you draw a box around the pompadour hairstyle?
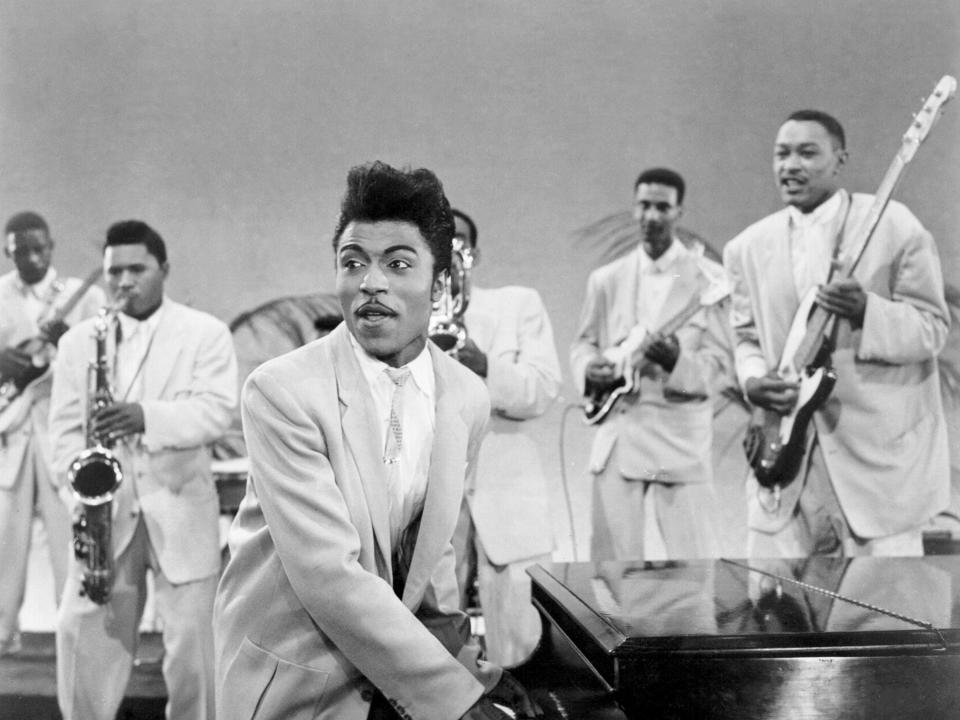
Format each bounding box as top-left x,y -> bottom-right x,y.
5,211 -> 49,236
786,109 -> 846,150
104,220 -> 168,264
634,167 -> 686,205
332,161 -> 454,276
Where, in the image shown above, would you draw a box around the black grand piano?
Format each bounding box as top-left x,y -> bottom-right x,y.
514,556 -> 960,719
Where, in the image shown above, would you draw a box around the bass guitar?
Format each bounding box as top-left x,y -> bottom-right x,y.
0,267 -> 102,433
744,74 -> 957,492
583,280 -> 730,425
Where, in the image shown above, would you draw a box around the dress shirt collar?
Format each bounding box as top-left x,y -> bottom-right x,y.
14,267 -> 57,298
787,189 -> 844,230
117,297 -> 166,341
639,238 -> 684,275
347,333 -> 436,403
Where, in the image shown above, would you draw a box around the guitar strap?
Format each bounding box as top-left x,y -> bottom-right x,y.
821,191 -> 854,353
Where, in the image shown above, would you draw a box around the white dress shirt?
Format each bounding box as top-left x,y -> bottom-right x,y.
114,301 -> 165,404
349,334 -> 435,546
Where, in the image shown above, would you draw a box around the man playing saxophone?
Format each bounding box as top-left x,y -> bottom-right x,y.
49,220 -> 237,720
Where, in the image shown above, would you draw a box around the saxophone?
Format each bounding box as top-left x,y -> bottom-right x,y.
428,237 -> 475,355
67,303 -> 123,605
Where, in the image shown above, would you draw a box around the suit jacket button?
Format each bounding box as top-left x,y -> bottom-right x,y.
360,689 -> 374,702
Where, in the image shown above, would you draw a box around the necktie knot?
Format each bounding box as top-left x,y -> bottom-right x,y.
385,366 -> 410,388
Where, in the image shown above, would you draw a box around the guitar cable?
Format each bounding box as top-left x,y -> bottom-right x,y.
557,401 -> 585,562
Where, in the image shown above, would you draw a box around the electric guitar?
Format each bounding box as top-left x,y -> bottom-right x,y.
583,280 -> 731,425
744,74 -> 957,492
0,267 -> 102,433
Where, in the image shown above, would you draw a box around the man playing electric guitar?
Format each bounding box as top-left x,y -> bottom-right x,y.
571,168 -> 732,561
724,109 -> 951,559
0,211 -> 104,655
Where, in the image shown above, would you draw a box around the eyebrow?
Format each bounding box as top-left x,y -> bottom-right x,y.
338,242 -> 420,256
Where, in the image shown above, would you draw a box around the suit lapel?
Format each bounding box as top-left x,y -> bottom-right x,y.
330,326 -> 394,574
611,249 -> 641,344
653,253 -> 703,330
401,346 -> 467,607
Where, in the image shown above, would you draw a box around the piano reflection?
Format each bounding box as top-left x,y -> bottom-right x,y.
514,556 -> 960,719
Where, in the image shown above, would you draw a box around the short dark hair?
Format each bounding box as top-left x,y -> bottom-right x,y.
785,109 -> 846,150
451,208 -> 478,247
5,211 -> 49,236
332,161 -> 453,276
104,220 -> 167,264
634,167 -> 686,205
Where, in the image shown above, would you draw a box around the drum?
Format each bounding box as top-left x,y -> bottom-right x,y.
212,456 -> 249,515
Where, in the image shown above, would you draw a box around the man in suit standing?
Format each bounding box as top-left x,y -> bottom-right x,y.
0,211 -> 104,656
448,208 -> 562,667
214,162 -> 537,720
724,110 -> 950,558
49,220 -> 237,720
571,167 -> 731,561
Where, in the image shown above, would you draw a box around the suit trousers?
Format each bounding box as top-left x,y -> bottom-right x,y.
57,513 -> 217,720
591,444 -> 718,561
748,438 -> 924,558
0,430 -> 70,651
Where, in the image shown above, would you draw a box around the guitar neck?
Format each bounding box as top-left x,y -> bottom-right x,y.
47,267 -> 102,325
658,295 -> 705,337
793,141 -> 911,370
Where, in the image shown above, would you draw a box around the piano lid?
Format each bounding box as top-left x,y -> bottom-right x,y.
530,556 -> 960,657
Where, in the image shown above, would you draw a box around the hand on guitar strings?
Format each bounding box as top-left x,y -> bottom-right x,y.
0,346 -> 34,379
745,372 -> 799,415
91,401 -> 145,443
585,356 -> 620,387
643,332 -> 680,373
816,278 -> 867,328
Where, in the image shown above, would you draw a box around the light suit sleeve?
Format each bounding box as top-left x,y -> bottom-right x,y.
485,288 -> 561,419
856,209 -> 949,364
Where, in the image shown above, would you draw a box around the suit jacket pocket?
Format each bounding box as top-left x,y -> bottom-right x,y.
225,637 -> 329,720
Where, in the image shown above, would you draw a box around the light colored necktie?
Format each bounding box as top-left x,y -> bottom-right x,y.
383,366 -> 410,464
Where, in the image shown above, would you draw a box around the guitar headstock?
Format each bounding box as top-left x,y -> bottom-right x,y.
900,75 -> 957,163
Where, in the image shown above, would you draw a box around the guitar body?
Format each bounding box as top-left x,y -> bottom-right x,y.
583,373 -> 635,425
744,365 -> 837,490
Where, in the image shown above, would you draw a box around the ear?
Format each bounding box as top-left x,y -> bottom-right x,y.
675,204 -> 684,220
833,149 -> 848,175
160,261 -> 171,279
432,272 -> 446,302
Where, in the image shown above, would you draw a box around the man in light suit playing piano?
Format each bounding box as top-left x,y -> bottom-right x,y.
214,162 -> 538,720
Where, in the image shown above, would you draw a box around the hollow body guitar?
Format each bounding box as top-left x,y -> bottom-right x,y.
0,267 -> 102,434
583,281 -> 730,425
744,74 -> 956,491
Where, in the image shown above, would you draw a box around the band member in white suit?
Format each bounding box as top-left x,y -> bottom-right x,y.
0,211 -> 104,656
724,110 -> 950,558
214,163 -> 538,720
448,209 -> 562,667
49,220 -> 237,720
571,168 -> 731,561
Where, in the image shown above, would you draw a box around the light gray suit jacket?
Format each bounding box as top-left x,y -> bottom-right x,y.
570,245 -> 732,484
463,285 -> 561,565
214,323 -> 498,720
49,298 -> 237,583
724,193 -> 950,537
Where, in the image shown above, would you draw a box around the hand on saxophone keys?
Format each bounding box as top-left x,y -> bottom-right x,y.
91,401 -> 145,443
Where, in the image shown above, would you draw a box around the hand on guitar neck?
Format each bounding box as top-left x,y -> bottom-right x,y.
815,277 -> 866,329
